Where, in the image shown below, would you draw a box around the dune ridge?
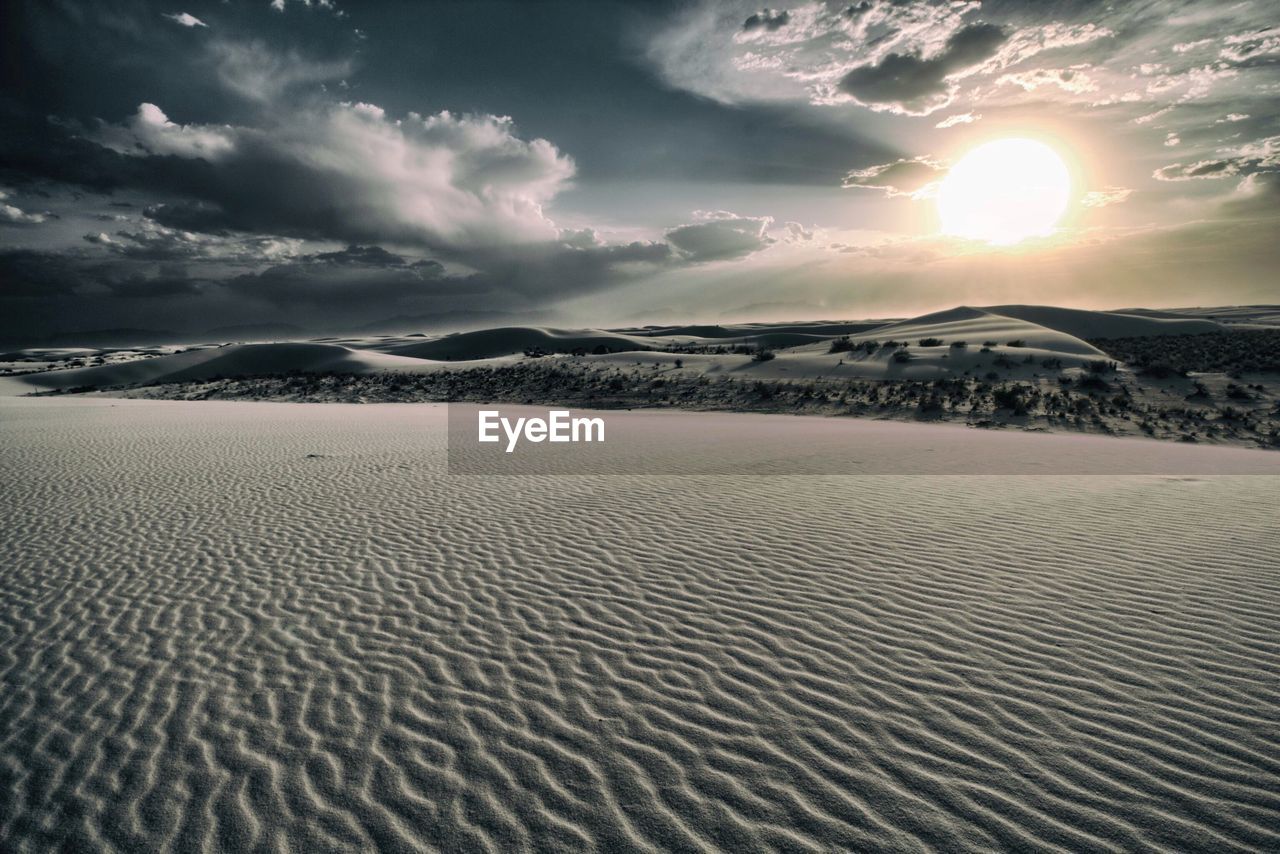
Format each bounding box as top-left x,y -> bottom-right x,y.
14,342 -> 435,390
2,397 -> 1278,852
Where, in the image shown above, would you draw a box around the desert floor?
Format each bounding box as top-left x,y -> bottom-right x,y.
2,397 -> 1278,852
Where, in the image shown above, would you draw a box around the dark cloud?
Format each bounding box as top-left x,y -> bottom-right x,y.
78,102 -> 575,252
842,156 -> 946,197
665,212 -> 774,262
742,9 -> 790,33
0,249 -> 202,300
838,22 -> 1008,115
95,263 -> 206,299
0,250 -> 83,298
228,247 -> 457,306
1153,160 -> 1241,181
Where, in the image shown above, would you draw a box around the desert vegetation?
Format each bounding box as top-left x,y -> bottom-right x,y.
97,356 -> 1279,449
1090,329 -> 1280,375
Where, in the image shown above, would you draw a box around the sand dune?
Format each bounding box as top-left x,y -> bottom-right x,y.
381,327 -> 660,360
856,306 -> 1104,355
1,396 -> 1277,851
1121,305 -> 1280,327
17,342 -> 434,390
9,306 -> 1279,415
620,321 -> 887,339
981,304 -> 1226,338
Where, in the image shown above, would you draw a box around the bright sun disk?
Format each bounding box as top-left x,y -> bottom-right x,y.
936,138 -> 1071,246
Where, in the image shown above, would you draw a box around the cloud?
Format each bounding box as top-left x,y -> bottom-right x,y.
0,190 -> 52,225
997,67 -> 1097,94
664,211 -> 775,261
0,249 -> 202,300
842,156 -> 946,198
209,40 -> 352,104
163,12 -> 207,28
228,246 -> 456,306
87,101 -> 576,252
1153,135 -> 1280,181
0,251 -> 83,297
1154,160 -> 1240,181
782,221 -> 814,242
837,22 -> 1008,114
86,220 -> 300,262
1081,187 -> 1133,208
90,103 -> 237,159
270,0 -> 339,13
742,9 -> 790,33
1223,172 -> 1280,216
935,112 -> 979,129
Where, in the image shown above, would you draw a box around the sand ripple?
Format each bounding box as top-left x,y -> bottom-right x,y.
2,399 -> 1278,852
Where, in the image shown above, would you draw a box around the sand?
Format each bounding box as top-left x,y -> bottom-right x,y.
2,395 -> 1278,852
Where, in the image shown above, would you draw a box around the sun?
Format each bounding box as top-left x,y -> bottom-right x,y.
936,138 -> 1072,245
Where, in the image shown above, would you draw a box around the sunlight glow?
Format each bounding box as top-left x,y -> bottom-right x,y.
936,138 -> 1071,246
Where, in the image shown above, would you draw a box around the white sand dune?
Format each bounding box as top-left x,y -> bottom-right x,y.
1120,305 -> 1280,327
2,396 -> 1278,852
980,304 -> 1226,338
858,306 -> 1105,354
15,342 -> 435,390
618,321 -> 887,338
380,327 -> 661,361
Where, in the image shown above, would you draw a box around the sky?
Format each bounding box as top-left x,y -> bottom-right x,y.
1,0 -> 1278,342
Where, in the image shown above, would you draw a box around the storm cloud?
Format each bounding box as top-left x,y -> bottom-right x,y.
838,23 -> 1009,115
86,101 -> 576,251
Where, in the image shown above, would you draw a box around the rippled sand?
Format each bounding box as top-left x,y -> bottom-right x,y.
2,398 -> 1278,852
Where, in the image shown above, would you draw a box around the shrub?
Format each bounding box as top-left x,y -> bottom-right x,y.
893,350 -> 913,363
1086,359 -> 1116,373
752,349 -> 776,362
828,337 -> 855,353
1006,339 -> 1027,348
918,337 -> 945,347
917,395 -> 945,415
992,386 -> 1027,414
950,341 -> 968,348
1138,362 -> 1186,379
